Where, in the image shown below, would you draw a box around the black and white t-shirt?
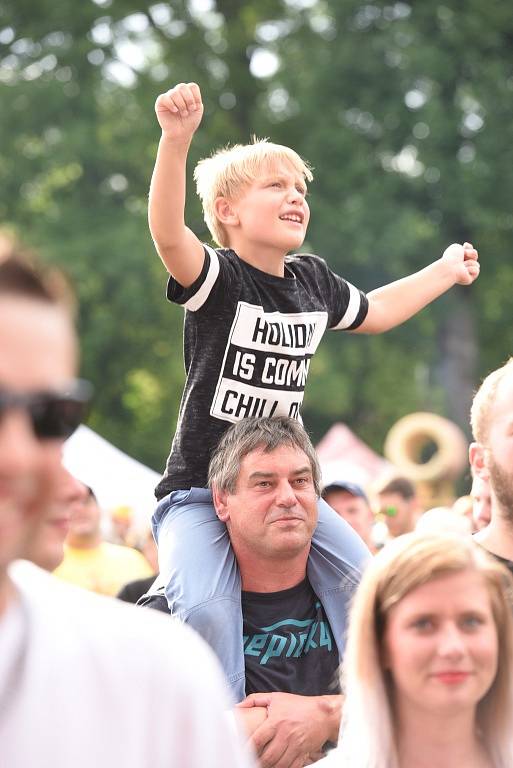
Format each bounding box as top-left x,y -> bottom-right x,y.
242,578 -> 341,697
156,246 -> 368,498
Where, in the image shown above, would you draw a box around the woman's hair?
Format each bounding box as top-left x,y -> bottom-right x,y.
194,138 -> 313,247
338,532 -> 513,768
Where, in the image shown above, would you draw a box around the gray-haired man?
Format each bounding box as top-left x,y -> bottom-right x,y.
209,417 -> 369,765
144,416 -> 369,766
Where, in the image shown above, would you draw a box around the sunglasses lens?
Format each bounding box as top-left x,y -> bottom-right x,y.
0,380 -> 92,439
31,397 -> 87,439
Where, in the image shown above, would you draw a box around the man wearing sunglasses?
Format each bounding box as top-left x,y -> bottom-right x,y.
0,238 -> 253,768
376,475 -> 420,540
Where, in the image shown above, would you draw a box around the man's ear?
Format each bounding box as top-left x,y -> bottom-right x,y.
212,484 -> 230,523
214,197 -> 239,227
469,441 -> 490,480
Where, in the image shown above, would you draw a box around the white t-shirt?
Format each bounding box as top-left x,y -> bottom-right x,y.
1,561 -> 254,768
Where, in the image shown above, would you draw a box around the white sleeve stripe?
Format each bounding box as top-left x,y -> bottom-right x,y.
331,281 -> 363,330
183,245 -> 220,312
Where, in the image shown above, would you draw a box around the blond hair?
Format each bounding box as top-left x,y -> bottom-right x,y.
193,138 -> 313,247
470,358 -> 513,445
338,532 -> 513,768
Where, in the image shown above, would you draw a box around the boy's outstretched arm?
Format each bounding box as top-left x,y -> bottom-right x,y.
148,82 -> 205,287
353,242 -> 480,334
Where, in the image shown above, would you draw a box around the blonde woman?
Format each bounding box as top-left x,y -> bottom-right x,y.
321,532 -> 513,768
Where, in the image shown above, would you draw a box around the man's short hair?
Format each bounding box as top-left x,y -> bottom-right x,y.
470,358 -> 513,445
0,231 -> 74,312
208,416 -> 321,496
377,476 -> 416,501
194,139 -> 313,247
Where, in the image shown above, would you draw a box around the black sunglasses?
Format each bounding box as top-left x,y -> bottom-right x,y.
0,379 -> 93,439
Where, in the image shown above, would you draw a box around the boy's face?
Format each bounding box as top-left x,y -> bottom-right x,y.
224,160 -> 310,256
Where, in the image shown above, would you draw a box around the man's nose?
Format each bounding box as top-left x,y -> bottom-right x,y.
275,480 -> 297,507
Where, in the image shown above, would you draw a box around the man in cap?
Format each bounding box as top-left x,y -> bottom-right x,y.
321,480 -> 376,552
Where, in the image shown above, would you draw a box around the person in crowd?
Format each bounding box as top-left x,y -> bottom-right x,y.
54,483 -> 154,595
147,80 -> 480,699
22,464 -> 89,570
471,473 -> 492,532
470,357 -> 513,574
415,505 -> 472,536
0,237 -> 254,768
452,493 -> 475,530
321,532 -> 513,768
376,475 -> 420,539
109,504 -> 134,545
321,480 -> 376,552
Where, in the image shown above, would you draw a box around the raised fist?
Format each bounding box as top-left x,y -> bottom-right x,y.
155,82 -> 203,141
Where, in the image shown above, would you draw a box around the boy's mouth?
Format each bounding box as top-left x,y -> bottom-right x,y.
279,213 -> 304,224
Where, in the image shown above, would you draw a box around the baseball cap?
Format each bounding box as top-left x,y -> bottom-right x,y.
322,480 -> 369,504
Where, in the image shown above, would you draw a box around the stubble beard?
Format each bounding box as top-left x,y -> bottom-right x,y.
488,454 -> 513,523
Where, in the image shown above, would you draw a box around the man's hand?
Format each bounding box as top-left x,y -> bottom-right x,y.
237,692 -> 341,768
441,241 -> 480,286
155,82 -> 204,142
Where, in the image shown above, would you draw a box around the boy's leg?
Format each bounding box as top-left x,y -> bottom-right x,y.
153,488 -> 245,702
307,498 -> 372,657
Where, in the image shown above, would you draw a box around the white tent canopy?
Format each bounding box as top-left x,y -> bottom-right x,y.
63,425 -> 161,533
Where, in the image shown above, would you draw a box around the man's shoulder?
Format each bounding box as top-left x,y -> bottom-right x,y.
7,563 -> 252,768
11,561 -> 218,674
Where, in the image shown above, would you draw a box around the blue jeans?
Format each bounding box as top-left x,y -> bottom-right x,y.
152,489 -> 370,703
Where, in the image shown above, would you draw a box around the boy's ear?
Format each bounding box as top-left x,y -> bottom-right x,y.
469,441 -> 490,480
212,484 -> 230,522
214,196 -> 239,227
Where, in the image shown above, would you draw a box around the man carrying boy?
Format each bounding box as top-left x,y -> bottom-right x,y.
148,81 -> 480,702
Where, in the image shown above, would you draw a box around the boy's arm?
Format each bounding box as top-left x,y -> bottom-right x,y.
148,82 -> 206,287
352,242 -> 480,334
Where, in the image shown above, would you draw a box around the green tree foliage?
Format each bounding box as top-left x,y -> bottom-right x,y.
1,0 -> 512,470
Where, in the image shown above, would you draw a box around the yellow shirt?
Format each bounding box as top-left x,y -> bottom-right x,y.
54,542 -> 153,596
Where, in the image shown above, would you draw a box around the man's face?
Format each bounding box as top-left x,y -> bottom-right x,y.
67,491 -> 101,541
471,475 -> 492,530
23,466 -> 88,571
379,491 -> 416,538
214,444 -> 318,563
324,489 -> 373,544
483,372 -> 513,517
0,297 -> 76,575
